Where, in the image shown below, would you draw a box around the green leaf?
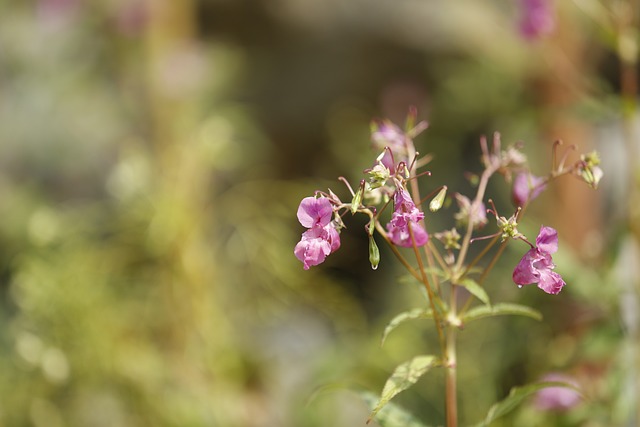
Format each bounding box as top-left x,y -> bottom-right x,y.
474,381 -> 582,427
461,303 -> 542,325
369,355 -> 439,422
381,308 -> 434,346
458,278 -> 490,305
359,391 -> 432,427
422,267 -> 449,279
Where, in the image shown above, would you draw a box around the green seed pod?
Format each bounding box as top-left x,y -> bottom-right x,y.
368,235 -> 380,270
429,186 -> 447,212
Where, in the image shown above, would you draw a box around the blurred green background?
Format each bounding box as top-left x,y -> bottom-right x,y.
0,0 -> 637,426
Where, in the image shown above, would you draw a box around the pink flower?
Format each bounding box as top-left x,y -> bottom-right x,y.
534,373 -> 582,411
371,120 -> 406,154
513,226 -> 566,294
519,0 -> 555,40
294,223 -> 341,270
295,196 -> 341,269
386,188 -> 429,247
512,172 -> 546,207
297,196 -> 333,228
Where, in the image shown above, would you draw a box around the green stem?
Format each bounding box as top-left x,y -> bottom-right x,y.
461,234 -> 500,278
373,222 -> 421,282
459,239 -> 509,316
445,286 -> 458,427
454,167 -> 495,274
409,224 -> 447,354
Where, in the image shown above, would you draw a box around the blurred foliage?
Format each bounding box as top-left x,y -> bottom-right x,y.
0,0 -> 636,426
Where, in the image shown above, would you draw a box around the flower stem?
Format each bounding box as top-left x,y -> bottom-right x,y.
454,167 -> 494,273
445,285 -> 458,427
409,224 -> 446,354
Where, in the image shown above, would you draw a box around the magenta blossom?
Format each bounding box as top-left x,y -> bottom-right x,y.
519,0 -> 555,40
534,373 -> 582,411
297,196 -> 333,228
295,196 -> 341,269
386,188 -> 428,247
513,172 -> 546,207
513,226 -> 566,294
295,223 -> 341,270
371,120 -> 406,154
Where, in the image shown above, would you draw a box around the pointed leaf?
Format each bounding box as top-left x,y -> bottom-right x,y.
381,308 -> 434,346
458,278 -> 490,305
474,381 -> 582,427
422,267 -> 449,279
358,391 -> 432,427
369,355 -> 439,421
461,303 -> 542,325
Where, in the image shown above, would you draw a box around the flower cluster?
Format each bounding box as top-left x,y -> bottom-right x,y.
294,110 -> 601,300
293,109 -> 602,426
294,196 -> 341,270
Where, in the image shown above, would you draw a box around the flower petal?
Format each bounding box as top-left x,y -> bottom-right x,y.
536,226 -> 558,254
387,220 -> 428,248
294,231 -> 332,270
537,270 -> 566,295
512,172 -> 546,207
535,373 -> 581,411
297,196 -> 333,228
371,120 -> 405,152
325,224 -> 341,252
512,249 -> 541,286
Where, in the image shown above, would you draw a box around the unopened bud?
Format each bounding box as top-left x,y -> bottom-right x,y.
434,228 -> 461,250
368,235 -> 380,270
351,183 -> 364,214
578,151 -> 603,189
497,214 -> 522,241
429,186 -> 447,212
368,164 -> 390,189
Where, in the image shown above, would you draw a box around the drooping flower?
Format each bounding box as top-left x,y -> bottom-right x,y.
295,196 -> 341,269
294,223 -> 341,270
386,188 -> 429,247
534,373 -> 582,411
513,226 -> 566,294
454,194 -> 487,230
519,0 -> 556,40
513,172 -> 546,207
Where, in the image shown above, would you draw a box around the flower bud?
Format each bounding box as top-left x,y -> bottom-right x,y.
434,228 -> 461,250
429,186 -> 447,212
578,151 -> 603,189
368,236 -> 380,270
350,185 -> 363,214
497,214 -> 522,241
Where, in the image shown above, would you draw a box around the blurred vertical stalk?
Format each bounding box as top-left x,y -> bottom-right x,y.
615,0 -> 640,424
145,0 -> 196,148
540,3 -> 601,257
143,1 -> 239,423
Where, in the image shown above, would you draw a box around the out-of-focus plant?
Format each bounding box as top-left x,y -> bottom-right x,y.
294,108 -> 601,426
